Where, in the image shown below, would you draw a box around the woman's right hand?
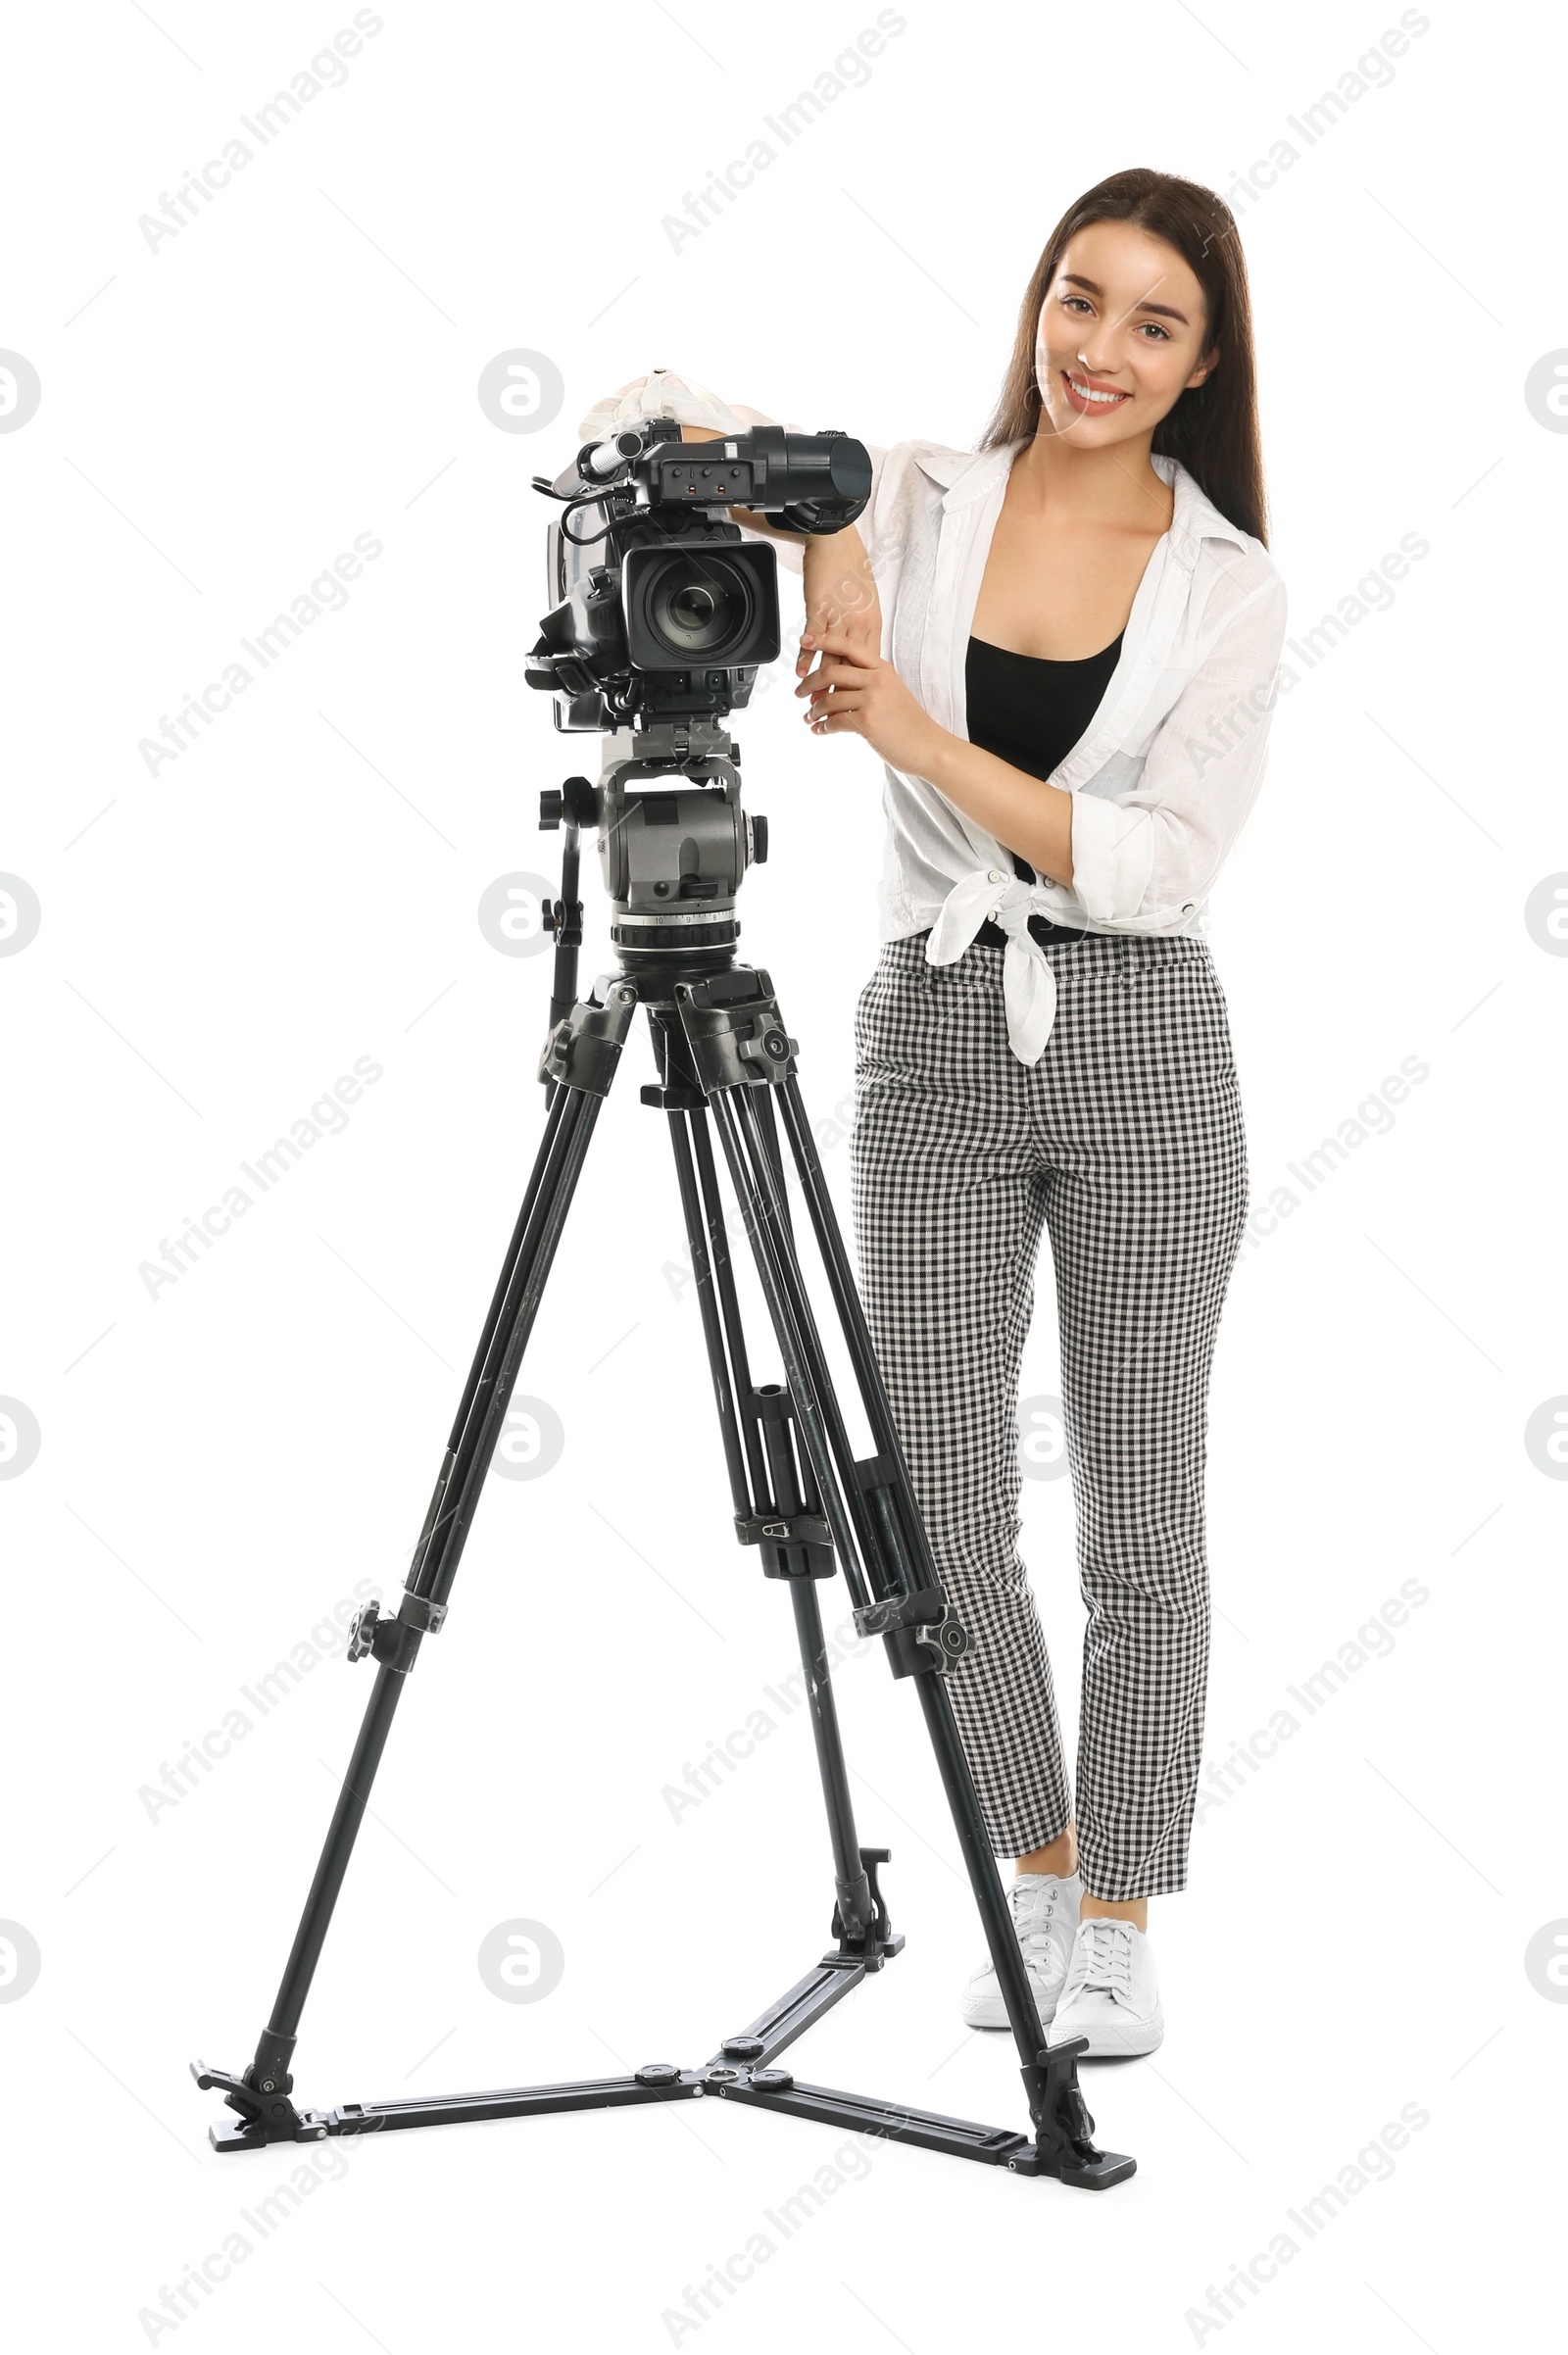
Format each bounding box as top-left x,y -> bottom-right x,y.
799,533 -> 880,681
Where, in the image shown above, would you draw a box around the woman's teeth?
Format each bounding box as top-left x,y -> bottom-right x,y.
1064,372 -> 1128,407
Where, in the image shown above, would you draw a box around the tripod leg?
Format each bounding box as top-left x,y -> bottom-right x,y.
664,1101 -> 765,1518
654,1031 -> 879,1951
674,971 -> 1129,2183
716,1093 -> 1043,1948
769,1072 -> 1128,2183
774,1076 -> 943,1583
269,1093 -> 606,2033
414,1072 -> 608,1608
784,1576 -> 886,1952
704,1090 -> 876,1608
404,1078 -> 572,1596
197,985 -> 636,2147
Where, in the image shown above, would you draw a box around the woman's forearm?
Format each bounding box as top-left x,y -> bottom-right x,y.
725,500 -> 875,635
792,617 -> 1076,884
801,524 -> 876,635
923,731 -> 1076,889
677,423 -> 880,648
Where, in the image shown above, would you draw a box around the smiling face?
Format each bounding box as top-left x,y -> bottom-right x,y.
1034,219 -> 1218,447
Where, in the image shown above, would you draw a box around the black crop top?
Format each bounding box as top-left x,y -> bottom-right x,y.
965,630 -> 1124,883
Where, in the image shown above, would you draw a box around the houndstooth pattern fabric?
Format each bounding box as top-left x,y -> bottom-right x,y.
850,931 -> 1249,1900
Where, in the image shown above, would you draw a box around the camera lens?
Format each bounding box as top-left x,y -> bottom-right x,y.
647,554 -> 754,658
668,583 -> 718,638
620,540 -> 780,678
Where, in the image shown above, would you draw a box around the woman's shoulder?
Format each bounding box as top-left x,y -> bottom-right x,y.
865,437 -> 1013,536
1195,530 -> 1285,621
1160,464 -> 1285,647
1166,460 -> 1281,585
877,435 -> 1004,486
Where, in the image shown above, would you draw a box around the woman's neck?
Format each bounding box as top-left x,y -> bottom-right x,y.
1009,427 -> 1174,536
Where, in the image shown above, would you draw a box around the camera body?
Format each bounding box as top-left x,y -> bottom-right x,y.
526,419 -> 872,734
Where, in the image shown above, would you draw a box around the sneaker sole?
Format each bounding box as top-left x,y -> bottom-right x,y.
960,1982 -> 1059,2032
1049,2007 -> 1164,2058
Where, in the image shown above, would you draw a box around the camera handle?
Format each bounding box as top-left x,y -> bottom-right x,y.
537,775 -> 598,1093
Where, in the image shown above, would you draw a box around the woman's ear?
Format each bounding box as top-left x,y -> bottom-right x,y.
1186,345 -> 1220,392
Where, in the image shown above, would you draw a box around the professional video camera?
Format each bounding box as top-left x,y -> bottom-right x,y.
521,417 -> 874,979
525,418 -> 873,733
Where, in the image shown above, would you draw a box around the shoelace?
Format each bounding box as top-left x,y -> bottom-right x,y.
1073,1917 -> 1135,2000
1009,1881 -> 1063,1971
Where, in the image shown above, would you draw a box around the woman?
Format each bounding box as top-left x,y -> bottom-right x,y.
582,167 -> 1286,2059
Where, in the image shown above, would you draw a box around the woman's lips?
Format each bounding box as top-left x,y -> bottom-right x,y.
1061,368 -> 1131,416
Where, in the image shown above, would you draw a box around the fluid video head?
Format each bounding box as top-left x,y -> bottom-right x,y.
525,418 -> 873,734
527,414 -> 873,993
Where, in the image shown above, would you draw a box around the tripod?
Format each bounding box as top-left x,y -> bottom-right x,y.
192,738 -> 1134,2189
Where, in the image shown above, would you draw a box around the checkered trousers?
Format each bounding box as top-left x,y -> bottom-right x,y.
849,930 -> 1250,1899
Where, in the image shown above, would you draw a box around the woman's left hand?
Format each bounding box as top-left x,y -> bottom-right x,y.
795,626 -> 947,776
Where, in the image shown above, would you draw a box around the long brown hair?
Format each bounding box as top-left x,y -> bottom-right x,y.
979,168 -> 1269,546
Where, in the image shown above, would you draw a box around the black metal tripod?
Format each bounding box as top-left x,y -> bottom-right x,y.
192,781 -> 1134,2190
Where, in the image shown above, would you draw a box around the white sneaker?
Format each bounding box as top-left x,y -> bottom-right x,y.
959,1871 -> 1082,2030
1047,1916 -> 1164,2057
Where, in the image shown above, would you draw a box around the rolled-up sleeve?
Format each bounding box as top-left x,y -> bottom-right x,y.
1070,551 -> 1288,927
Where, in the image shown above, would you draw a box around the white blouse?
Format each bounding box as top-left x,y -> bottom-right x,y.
576,376 -> 1290,1062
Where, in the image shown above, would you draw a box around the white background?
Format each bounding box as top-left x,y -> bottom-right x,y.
2,1 -> 1563,2347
